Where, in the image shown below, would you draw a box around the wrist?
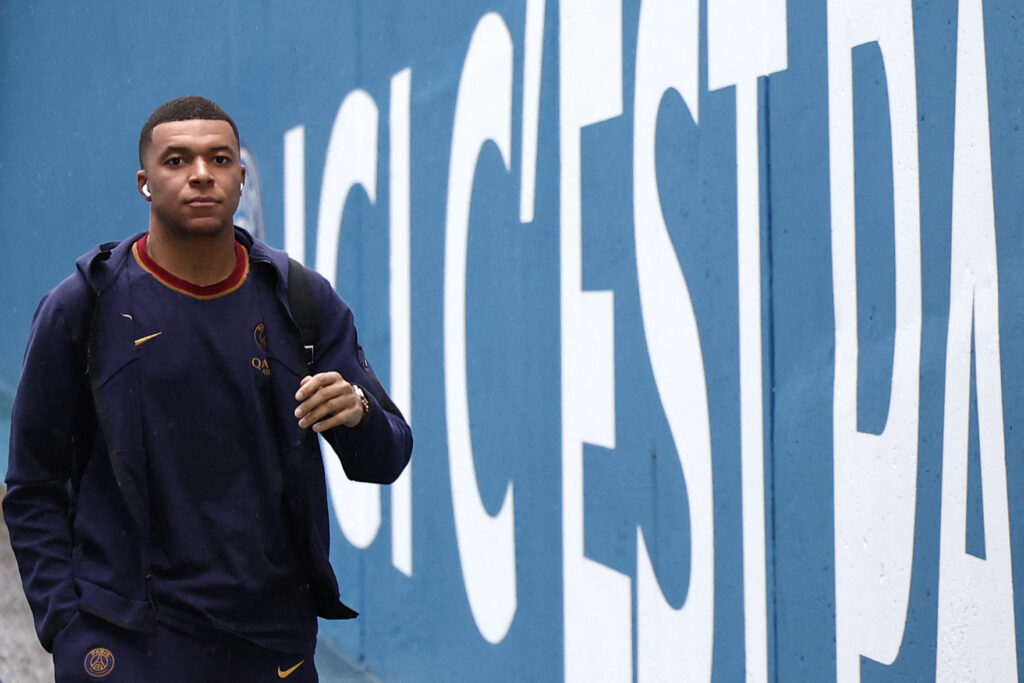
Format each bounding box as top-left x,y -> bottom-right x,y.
352,384 -> 370,418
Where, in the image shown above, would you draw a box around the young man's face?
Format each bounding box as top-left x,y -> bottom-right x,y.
137,119 -> 246,237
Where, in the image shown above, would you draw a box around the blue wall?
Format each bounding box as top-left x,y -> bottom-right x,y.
2,1 -> 1022,680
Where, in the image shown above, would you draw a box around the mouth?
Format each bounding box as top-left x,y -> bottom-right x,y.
186,196 -> 220,207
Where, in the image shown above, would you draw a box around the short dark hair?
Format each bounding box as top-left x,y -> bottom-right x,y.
138,95 -> 239,167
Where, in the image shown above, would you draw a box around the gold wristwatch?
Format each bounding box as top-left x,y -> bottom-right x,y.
352,384 -> 370,415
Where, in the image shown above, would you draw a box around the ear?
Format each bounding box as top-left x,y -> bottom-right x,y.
137,170 -> 151,201
240,164 -> 247,188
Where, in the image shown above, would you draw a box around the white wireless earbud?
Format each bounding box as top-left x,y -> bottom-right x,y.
240,183 -> 245,192
141,184 -> 151,198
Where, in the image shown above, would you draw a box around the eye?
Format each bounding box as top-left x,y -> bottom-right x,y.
213,155 -> 232,165
165,157 -> 182,167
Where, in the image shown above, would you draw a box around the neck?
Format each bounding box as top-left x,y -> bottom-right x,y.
144,225 -> 238,286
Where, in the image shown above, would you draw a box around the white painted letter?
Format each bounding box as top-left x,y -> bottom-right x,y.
936,2 -> 1018,679
390,67 -> 414,577
315,89 -> 383,550
520,0 -> 545,223
443,13 -> 517,644
707,0 -> 788,679
559,1 -> 630,680
284,125 -> 306,263
634,1 -> 713,681
828,2 -> 922,680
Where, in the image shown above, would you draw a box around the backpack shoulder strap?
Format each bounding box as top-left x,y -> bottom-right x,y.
286,258 -> 403,419
287,257 -> 320,371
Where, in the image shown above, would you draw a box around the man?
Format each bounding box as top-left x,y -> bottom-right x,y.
3,96 -> 412,681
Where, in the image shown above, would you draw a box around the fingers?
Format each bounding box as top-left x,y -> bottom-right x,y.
298,393 -> 360,431
294,372 -> 363,430
295,372 -> 340,401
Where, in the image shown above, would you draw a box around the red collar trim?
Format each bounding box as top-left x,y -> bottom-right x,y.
133,233 -> 249,300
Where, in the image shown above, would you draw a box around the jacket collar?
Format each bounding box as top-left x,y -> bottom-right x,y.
75,226 -> 291,295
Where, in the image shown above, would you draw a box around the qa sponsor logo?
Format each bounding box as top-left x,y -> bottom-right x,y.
252,322 -> 271,375
251,357 -> 271,376
254,322 -> 268,350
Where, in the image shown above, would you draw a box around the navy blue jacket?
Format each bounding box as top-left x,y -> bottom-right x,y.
4,228 -> 412,651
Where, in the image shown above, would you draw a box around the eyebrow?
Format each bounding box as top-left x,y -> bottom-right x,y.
160,145 -> 237,156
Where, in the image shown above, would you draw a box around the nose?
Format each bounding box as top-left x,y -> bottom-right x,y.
189,158 -> 213,185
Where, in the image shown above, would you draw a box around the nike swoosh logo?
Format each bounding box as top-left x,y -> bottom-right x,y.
277,660 -> 305,678
133,332 -> 163,347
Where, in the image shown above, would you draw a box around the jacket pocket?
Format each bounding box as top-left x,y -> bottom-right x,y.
76,578 -> 154,633
50,609 -> 82,655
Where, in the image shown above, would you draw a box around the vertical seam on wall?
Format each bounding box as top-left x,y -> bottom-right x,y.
759,71 -> 780,683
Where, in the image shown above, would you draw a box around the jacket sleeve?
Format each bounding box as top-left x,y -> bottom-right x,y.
309,273 -> 412,484
3,279 -> 93,651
